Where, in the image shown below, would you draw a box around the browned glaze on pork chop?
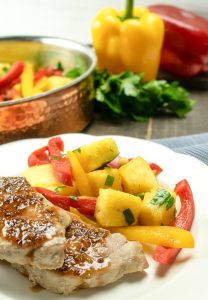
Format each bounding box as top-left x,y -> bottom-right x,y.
13,213 -> 148,294
58,215 -> 110,276
0,177 -> 71,269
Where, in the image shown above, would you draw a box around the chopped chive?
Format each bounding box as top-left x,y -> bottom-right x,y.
70,196 -> 79,201
123,208 -> 135,225
54,185 -> 65,193
174,207 -> 177,218
56,61 -> 64,71
2,66 -> 9,73
104,175 -> 114,186
135,192 -> 145,200
50,155 -> 62,160
73,147 -> 82,153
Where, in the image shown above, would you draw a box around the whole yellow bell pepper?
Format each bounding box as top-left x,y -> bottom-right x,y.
91,0 -> 164,80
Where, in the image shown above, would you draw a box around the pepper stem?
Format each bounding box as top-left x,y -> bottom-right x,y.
123,0 -> 134,20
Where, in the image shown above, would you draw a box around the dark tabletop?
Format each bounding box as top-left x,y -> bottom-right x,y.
85,90 -> 208,139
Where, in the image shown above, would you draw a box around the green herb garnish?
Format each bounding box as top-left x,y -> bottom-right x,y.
54,185 -> 65,193
70,196 -> 79,201
123,208 -> 135,225
135,192 -> 145,199
150,188 -> 175,211
50,154 -> 66,160
73,147 -> 82,153
56,61 -> 64,71
94,70 -> 195,121
65,57 -> 86,79
104,175 -> 115,186
50,155 -> 62,160
2,66 -> 9,73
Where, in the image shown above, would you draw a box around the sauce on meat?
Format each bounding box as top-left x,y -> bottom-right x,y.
0,177 -> 61,247
58,217 -> 110,276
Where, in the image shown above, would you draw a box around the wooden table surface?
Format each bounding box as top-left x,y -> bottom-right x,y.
85,90 -> 208,139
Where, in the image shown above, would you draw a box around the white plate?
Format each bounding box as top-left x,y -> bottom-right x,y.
0,133 -> 207,300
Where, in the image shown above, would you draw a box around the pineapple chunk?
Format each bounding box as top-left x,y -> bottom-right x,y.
87,168 -> 122,196
119,157 -> 158,194
95,189 -> 142,227
24,163 -> 60,187
73,138 -> 119,173
139,186 -> 176,226
67,151 -> 94,196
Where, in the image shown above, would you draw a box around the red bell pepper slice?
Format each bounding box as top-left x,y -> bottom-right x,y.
0,61 -> 24,88
28,146 -> 50,167
34,68 -> 47,82
35,187 -> 71,210
7,88 -> 21,100
48,137 -> 73,186
153,179 -> 195,264
149,162 -> 163,175
35,187 -> 97,215
69,196 -> 97,216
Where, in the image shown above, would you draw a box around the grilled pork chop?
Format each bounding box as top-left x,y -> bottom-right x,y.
0,177 -> 71,269
14,213 -> 148,295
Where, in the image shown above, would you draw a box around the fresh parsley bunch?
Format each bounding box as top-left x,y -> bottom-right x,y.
94,70 -> 195,121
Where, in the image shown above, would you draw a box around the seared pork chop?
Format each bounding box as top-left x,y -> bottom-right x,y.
14,213 -> 148,295
0,177 -> 71,269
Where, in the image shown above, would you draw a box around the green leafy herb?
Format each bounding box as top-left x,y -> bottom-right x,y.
70,196 -> 79,201
54,185 -> 65,193
2,66 -> 9,73
73,147 -> 82,153
94,70 -> 195,121
50,155 -> 62,160
56,61 -> 64,71
50,154 -> 66,160
123,208 -> 135,225
150,188 -> 175,211
135,192 -> 145,200
65,57 -> 86,79
104,175 -> 115,186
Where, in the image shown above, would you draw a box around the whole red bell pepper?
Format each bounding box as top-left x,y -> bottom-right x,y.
48,137 -> 73,186
35,187 -> 96,215
149,4 -> 208,77
0,61 -> 24,88
153,179 -> 195,264
28,146 -> 50,166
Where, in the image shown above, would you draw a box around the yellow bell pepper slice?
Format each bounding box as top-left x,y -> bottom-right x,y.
67,151 -> 94,196
21,62 -> 34,97
47,76 -> 73,90
110,226 -> 194,248
34,76 -> 49,92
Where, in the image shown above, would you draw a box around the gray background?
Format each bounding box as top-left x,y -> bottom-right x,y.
0,0 -> 207,44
